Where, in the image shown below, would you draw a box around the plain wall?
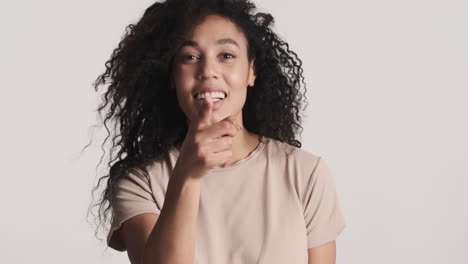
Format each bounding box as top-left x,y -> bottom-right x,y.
0,0 -> 466,263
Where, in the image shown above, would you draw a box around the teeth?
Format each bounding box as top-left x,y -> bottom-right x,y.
195,92 -> 226,100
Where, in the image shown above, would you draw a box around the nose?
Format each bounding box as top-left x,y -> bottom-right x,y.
197,56 -> 218,80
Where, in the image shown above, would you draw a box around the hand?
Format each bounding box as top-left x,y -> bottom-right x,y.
174,96 -> 242,179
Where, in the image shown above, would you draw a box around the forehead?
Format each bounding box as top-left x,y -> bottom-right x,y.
181,14 -> 248,49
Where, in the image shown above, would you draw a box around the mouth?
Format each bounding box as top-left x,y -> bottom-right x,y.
193,91 -> 227,102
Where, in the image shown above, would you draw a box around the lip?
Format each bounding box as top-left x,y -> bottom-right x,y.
192,87 -> 227,98
194,96 -> 226,110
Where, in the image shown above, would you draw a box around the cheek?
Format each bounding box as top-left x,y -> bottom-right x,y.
225,65 -> 250,86
173,68 -> 194,91
172,67 -> 186,84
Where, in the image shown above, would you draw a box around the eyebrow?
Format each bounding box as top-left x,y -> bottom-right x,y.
181,38 -> 240,48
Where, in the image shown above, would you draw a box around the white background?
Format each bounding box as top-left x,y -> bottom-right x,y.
1,0 -> 467,263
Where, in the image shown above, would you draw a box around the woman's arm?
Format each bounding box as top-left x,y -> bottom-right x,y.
121,96 -> 239,264
308,240 -> 337,264
142,171 -> 201,264
120,169 -> 202,264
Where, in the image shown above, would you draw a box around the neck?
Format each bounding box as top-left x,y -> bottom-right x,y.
221,128 -> 260,167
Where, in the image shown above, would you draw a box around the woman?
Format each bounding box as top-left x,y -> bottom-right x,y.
89,0 -> 346,263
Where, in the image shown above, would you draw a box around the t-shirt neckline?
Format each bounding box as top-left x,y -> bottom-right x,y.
170,136 -> 269,172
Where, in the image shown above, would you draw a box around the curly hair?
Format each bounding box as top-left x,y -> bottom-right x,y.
87,0 -> 308,241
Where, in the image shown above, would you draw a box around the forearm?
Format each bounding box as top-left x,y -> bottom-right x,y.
142,170 -> 201,264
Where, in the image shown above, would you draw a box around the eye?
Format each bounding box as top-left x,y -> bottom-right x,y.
181,54 -> 198,62
222,53 -> 236,59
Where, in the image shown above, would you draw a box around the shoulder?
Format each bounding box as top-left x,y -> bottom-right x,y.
265,137 -> 322,173
138,151 -> 177,183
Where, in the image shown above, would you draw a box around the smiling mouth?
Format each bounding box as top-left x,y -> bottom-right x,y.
193,92 -> 227,101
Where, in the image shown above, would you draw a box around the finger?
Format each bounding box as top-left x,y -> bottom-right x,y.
197,96 -> 213,129
209,149 -> 234,167
208,136 -> 233,153
207,121 -> 241,139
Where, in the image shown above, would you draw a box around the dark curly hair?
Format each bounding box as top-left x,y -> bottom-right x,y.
86,0 -> 308,242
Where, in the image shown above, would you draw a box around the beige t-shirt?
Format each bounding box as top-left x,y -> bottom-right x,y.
107,136 -> 346,263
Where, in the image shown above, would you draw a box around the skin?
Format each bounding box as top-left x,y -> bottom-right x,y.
119,14 -> 337,264
171,14 -> 260,167
308,240 -> 337,264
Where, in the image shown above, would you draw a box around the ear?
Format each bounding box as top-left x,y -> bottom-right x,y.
248,58 -> 256,86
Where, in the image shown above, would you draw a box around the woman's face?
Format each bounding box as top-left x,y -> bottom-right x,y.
171,14 -> 255,126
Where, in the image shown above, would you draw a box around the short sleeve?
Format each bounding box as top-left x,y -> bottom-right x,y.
107,170 -> 162,251
302,157 -> 346,248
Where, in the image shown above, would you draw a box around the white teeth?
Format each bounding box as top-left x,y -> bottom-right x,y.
195,92 -> 226,100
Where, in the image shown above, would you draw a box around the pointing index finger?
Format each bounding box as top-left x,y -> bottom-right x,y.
198,96 -> 213,128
